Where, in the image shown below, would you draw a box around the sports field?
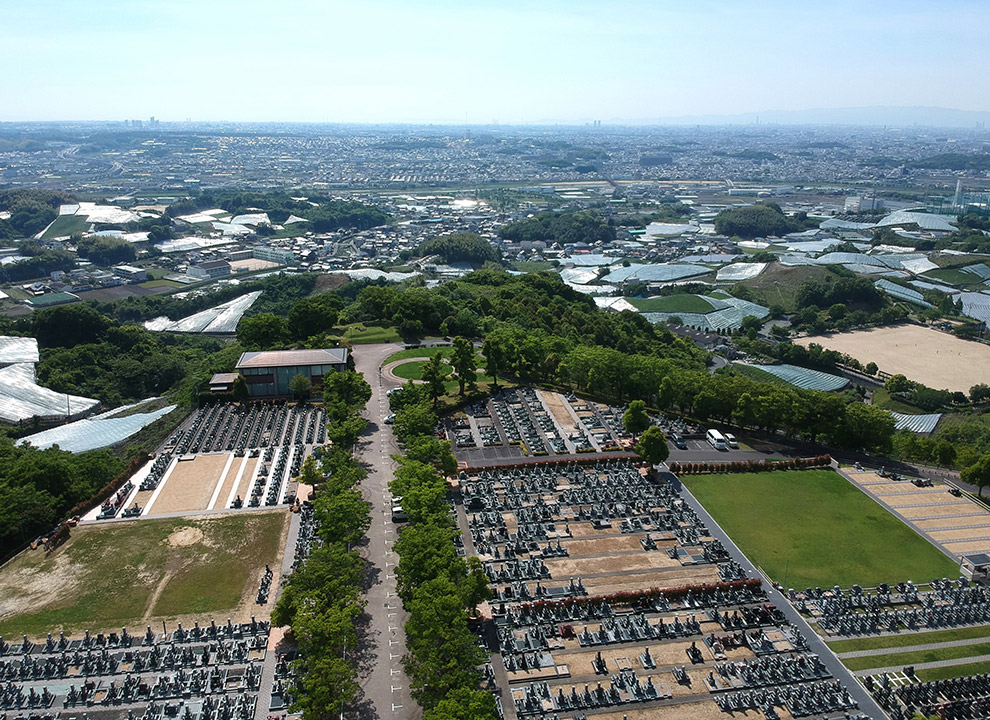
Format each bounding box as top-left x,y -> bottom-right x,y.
684,469 -> 958,589
0,511 -> 288,638
798,325 -> 990,391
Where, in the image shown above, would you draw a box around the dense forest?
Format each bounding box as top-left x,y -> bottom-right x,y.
713,202 -> 819,238
412,232 -> 501,265
0,189 -> 75,241
498,211 -> 615,246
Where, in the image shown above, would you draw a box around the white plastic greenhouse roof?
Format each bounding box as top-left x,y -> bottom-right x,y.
18,403 -> 177,453
601,263 -> 710,284
716,263 -> 767,281
0,363 -> 99,424
145,291 -> 262,334
744,364 -> 849,392
889,411 -> 942,435
0,336 -> 39,365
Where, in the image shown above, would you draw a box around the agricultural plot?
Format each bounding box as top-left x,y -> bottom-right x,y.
0,511 -> 288,638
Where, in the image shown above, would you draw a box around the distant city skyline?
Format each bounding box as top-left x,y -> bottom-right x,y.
2,0 -> 989,125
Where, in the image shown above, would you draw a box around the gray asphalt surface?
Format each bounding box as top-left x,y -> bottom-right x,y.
352,343 -> 419,720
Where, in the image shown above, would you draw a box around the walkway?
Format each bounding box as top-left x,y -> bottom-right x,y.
837,635 -> 990,659
352,343 -> 418,720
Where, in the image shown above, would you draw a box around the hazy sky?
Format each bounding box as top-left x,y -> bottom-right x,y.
1,0 -> 988,123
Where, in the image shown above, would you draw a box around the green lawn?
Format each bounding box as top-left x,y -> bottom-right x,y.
684,470 -> 958,589
739,264 -> 829,313
0,511 -> 286,638
871,387 -> 927,414
393,359 -> 454,380
385,346 -> 455,364
40,214 -> 91,240
338,323 -> 401,345
731,363 -> 792,387
922,267 -> 984,287
627,294 -> 715,313
827,624 -> 990,654
513,261 -> 555,273
140,279 -> 183,289
916,660 -> 990,681
842,640 -> 990,671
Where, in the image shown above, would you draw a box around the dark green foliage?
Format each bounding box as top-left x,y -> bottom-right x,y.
75,235 -> 137,266
713,202 -> 814,238
3,250 -> 76,282
0,437 -> 124,559
236,313 -> 288,350
636,425 -> 669,466
0,189 -> 73,239
909,154 -> 990,171
498,211 -> 615,246
415,233 -> 500,265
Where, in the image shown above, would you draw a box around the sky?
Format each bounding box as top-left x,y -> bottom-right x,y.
1,0 -> 988,124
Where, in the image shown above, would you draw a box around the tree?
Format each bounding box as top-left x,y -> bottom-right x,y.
865,362 -> 878,376
422,687 -> 498,720
622,400 -> 650,440
482,334 -> 506,389
421,354 -> 447,405
970,383 -> 990,404
405,435 -> 457,476
450,337 -> 476,396
322,370 -> 372,408
237,313 -> 288,349
636,425 -> 670,466
232,375 -> 249,403
885,373 -> 911,394
394,403 -> 438,442
298,455 -> 321,487
962,454 -> 990,497
290,373 -> 312,402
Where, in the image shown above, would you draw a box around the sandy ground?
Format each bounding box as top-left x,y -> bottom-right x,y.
213,457 -> 256,510
799,325 -> 990,391
583,567 -> 721,595
541,390 -> 580,436
148,454 -> 230,515
564,536 -> 654,554
584,703 -> 762,720
544,553 -> 682,577
897,504 -> 986,519
916,516 -> 990,530
229,258 -> 282,272
930,527 -> 990,541
877,493 -> 968,508
943,540 -> 990,554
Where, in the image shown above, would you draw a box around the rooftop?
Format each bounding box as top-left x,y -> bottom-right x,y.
236,348 -> 349,370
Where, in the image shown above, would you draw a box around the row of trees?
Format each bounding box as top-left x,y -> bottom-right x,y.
271,375 -> 373,720
388,387 -> 497,720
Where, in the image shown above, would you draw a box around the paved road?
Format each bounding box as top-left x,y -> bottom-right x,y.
352,343 -> 419,720
671,473 -> 887,719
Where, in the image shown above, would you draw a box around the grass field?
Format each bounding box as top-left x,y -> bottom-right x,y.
684,469 -> 958,588
393,359 -> 454,380
338,323 -> 401,345
40,214 -> 91,240
917,661 -> 990,681
385,347 -> 455,364
739,264 -> 829,313
627,295 -> 715,313
140,279 -> 183,289
842,641 -> 990,671
922,267 -> 985,287
827,625 -> 990,654
0,511 -> 287,638
731,363 -> 792,387
870,387 -> 926,414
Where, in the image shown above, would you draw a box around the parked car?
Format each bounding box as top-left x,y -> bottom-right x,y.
671,433 -> 687,449
384,413 -> 396,424
724,432 -> 738,449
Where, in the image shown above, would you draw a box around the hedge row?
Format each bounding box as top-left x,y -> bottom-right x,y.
668,455 -> 832,475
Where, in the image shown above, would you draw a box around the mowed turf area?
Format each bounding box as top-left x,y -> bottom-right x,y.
685,470 -> 957,589
0,511 -> 287,638
627,294 -> 716,313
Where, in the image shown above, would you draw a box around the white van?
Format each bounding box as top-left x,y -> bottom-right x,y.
706,428 -> 728,451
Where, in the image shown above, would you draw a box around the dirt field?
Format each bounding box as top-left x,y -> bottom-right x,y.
541,390 -> 580,436
798,325 -> 990,391
0,511 -> 289,639
147,453 -> 231,515
229,258 -> 282,272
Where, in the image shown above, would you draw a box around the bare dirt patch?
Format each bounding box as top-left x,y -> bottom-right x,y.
148,454 -> 230,515
799,325 -> 990,391
167,527 -> 204,547
541,390 -> 580,436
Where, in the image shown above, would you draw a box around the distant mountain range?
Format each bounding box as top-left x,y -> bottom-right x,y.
618,106 -> 990,129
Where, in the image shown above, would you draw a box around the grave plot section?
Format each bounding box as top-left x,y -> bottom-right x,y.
94,403 -> 326,521
457,459 -> 868,720
846,466 -> 990,559
451,387 -> 643,465
0,615 -> 270,720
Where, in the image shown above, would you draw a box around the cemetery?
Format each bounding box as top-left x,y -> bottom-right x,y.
845,466 -> 990,558
450,387 -> 696,465
456,458 -> 868,720
684,469 -> 958,589
89,403 -> 325,521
